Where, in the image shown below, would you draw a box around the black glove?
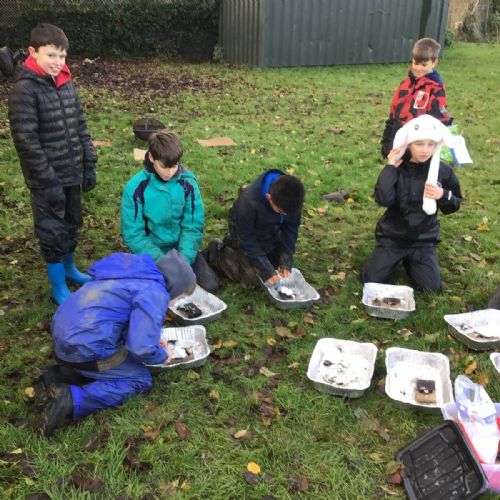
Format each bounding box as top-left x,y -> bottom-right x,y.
82,167 -> 96,192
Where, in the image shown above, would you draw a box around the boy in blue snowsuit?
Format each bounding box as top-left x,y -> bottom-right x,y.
36,250 -> 196,436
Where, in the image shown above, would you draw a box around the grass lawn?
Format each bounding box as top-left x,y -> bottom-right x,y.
0,42 -> 499,499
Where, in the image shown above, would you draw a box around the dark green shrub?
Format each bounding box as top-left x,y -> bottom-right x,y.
444,28 -> 455,48
1,0 -> 220,59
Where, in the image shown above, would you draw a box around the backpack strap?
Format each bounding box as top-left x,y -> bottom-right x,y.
132,178 -> 151,236
177,178 -> 195,222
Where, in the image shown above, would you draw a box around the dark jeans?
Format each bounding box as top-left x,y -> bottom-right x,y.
30,185 -> 83,263
361,243 -> 441,292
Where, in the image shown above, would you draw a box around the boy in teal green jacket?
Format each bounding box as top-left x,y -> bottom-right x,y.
121,130 -> 218,292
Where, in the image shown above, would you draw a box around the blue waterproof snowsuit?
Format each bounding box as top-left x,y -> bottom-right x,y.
51,253 -> 169,419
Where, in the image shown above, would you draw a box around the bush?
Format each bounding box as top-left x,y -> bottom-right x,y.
1,0 -> 220,59
444,29 -> 455,47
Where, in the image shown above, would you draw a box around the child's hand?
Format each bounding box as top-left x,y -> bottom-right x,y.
424,183 -> 444,200
159,340 -> 174,364
387,147 -> 404,168
278,267 -> 290,279
265,274 -> 281,286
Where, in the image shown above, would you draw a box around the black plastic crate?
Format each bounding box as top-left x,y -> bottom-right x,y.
396,421 -> 488,500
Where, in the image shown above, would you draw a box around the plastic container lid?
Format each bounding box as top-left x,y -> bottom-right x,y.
396,421 -> 488,500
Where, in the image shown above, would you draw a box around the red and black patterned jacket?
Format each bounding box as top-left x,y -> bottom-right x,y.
380,69 -> 452,158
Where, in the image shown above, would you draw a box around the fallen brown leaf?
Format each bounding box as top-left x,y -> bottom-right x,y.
299,476 -> 309,492
233,429 -> 252,440
303,313 -> 314,325
275,326 -> 293,338
259,366 -> 277,378
141,426 -> 160,441
201,451 -> 214,462
474,372 -> 489,386
464,360 -> 478,375
84,429 -> 110,452
175,421 -> 191,440
243,470 -> 259,486
386,470 -> 403,485
379,485 -> 401,496
70,473 -> 105,493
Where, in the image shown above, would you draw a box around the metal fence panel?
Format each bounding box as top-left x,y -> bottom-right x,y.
220,0 -> 262,66
220,0 -> 450,67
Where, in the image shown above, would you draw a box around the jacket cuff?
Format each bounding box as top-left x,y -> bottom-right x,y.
440,189 -> 452,201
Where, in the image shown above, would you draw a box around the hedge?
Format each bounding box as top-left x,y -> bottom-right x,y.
1,0 -> 220,59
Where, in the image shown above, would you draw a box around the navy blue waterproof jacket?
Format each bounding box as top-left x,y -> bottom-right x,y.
229,169 -> 301,280
374,157 -> 462,245
52,253 -> 169,366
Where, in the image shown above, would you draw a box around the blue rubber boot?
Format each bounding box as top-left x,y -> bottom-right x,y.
63,253 -> 91,285
47,262 -> 71,305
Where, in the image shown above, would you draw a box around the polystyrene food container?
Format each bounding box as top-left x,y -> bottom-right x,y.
146,325 -> 210,371
307,338 -> 378,398
362,282 -> 415,320
260,268 -> 320,310
169,285 -> 227,325
385,347 -> 453,412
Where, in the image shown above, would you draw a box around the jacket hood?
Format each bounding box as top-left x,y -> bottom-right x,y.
260,169 -> 284,197
20,54 -> 71,88
88,253 -> 166,286
408,68 -> 444,87
143,153 -> 195,183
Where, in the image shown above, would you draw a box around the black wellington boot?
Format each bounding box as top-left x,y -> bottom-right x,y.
34,365 -> 91,405
38,383 -> 74,437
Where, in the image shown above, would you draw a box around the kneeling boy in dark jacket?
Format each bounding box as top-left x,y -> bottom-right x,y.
205,170 -> 305,286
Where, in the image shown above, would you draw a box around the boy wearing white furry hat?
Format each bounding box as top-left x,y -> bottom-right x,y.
361,115 -> 462,292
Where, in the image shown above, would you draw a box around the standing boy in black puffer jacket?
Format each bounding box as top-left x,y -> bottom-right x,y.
8,23 -> 97,304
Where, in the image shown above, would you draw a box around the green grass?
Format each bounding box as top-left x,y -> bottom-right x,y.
0,43 -> 499,499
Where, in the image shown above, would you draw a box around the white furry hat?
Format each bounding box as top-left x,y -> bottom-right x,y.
393,114 -> 455,150
393,115 -> 456,215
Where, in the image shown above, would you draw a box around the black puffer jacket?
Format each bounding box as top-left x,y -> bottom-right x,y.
374,157 -> 462,245
229,169 -> 301,280
8,64 -> 96,189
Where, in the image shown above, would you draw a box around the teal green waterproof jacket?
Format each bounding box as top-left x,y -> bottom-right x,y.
121,164 -> 204,264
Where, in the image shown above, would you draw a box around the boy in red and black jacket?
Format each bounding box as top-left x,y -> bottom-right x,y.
380,38 -> 452,158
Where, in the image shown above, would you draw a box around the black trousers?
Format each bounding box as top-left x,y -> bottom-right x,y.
30,185 -> 83,263
361,242 -> 441,292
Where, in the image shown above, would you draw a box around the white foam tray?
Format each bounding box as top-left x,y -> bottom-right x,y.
307,338 -> 378,398
385,347 -> 453,412
362,282 -> 415,320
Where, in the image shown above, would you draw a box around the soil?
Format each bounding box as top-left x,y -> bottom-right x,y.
0,56 -> 228,103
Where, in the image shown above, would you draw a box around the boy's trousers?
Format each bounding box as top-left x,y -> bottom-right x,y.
29,185 -> 83,263
68,353 -> 153,419
361,242 -> 441,292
